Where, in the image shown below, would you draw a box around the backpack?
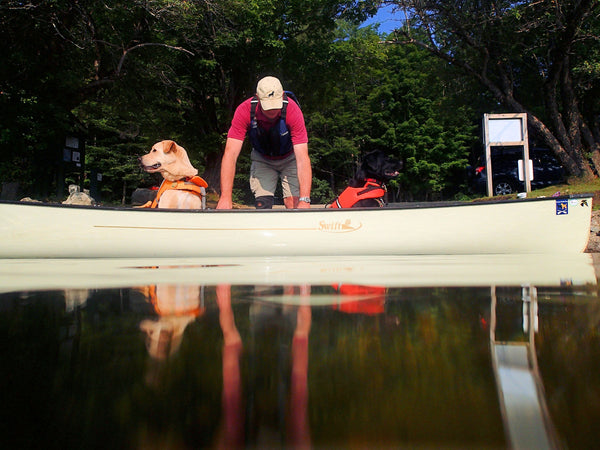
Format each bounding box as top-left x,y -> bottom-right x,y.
249,91 -> 300,158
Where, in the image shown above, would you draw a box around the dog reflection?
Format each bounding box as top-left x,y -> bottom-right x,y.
139,284 -> 204,360
332,284 -> 387,315
215,284 -> 312,449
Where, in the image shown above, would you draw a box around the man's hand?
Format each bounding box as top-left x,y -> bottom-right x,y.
216,198 -> 232,210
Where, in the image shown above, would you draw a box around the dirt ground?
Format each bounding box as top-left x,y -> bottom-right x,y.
586,210 -> 600,253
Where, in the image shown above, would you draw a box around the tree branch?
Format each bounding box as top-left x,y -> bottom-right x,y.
115,43 -> 195,75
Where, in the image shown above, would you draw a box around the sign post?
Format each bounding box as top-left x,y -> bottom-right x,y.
57,136 -> 86,198
482,113 -> 530,197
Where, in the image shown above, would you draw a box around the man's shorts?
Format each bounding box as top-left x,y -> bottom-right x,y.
250,150 -> 299,199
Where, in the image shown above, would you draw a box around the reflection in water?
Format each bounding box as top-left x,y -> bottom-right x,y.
139,284 -> 205,360
214,284 -> 311,449
331,284 -> 387,315
0,276 -> 598,448
490,286 -> 559,450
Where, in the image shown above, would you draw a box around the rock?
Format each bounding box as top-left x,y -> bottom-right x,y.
63,184 -> 95,205
131,188 -> 157,206
1,182 -> 20,200
586,210 -> 600,253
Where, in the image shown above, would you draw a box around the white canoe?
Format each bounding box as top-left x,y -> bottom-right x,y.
0,195 -> 592,258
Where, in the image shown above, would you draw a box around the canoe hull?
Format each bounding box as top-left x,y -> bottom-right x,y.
0,196 -> 592,258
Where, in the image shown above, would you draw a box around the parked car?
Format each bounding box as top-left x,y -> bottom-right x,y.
470,147 -> 565,196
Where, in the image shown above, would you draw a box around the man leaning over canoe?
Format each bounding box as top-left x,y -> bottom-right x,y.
216,76 -> 312,210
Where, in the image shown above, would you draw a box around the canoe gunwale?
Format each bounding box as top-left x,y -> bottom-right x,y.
1,193 -> 593,214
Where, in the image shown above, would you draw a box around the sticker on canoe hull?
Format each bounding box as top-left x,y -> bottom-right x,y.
556,199 -> 568,215
319,219 -> 362,233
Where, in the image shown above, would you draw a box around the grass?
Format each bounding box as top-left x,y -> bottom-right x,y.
178,178 -> 600,210
473,177 -> 600,209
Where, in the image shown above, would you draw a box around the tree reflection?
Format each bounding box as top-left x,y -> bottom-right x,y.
9,283 -> 599,448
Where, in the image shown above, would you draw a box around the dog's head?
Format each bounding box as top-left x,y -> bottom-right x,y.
139,140 -> 198,181
355,149 -> 403,183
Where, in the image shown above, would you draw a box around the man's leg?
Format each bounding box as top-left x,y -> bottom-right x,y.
255,195 -> 274,209
250,150 -> 278,209
279,154 -> 299,209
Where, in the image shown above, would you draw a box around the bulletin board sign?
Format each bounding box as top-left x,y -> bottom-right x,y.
487,117 -> 525,145
482,113 -> 530,196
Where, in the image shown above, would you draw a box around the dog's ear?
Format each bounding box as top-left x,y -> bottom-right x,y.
358,150 -> 381,176
354,166 -> 367,181
164,140 -> 178,154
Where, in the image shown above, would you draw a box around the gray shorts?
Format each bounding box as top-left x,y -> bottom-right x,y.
249,150 -> 299,198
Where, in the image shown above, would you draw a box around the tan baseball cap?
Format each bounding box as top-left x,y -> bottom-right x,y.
256,76 -> 284,110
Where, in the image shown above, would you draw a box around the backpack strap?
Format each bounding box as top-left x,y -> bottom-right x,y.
250,95 -> 259,127
280,92 -> 288,121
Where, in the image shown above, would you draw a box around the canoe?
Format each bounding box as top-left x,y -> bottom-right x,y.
0,254 -> 596,294
0,195 -> 592,258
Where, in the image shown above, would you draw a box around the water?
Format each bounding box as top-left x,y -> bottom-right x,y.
0,255 -> 599,449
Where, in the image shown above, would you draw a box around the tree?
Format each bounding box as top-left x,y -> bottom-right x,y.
0,0 -> 381,202
1,0 -> 479,203
307,21 -> 476,201
387,0 -> 600,178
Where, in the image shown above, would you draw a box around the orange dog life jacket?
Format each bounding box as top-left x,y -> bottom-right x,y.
147,176 -> 208,208
329,179 -> 386,208
147,285 -> 205,317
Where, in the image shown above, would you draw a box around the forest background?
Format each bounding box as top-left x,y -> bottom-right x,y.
1,0 -> 598,205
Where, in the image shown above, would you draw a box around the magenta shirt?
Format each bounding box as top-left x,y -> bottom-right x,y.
227,97 -> 309,145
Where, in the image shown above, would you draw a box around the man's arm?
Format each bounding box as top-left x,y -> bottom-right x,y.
216,138 -> 244,209
294,142 -> 312,209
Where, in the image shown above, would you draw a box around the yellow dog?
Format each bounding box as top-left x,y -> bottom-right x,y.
139,140 -> 207,209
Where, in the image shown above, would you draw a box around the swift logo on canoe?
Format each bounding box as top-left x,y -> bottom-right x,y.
318,219 -> 362,233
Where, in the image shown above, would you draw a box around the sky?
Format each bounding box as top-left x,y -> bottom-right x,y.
360,3 -> 405,35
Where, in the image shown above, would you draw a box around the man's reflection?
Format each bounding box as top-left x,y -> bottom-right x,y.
215,283 -> 244,449
215,284 -> 312,449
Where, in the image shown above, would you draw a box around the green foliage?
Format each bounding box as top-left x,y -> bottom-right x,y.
308,23 -> 476,200
394,0 -> 600,178
1,0 -> 485,203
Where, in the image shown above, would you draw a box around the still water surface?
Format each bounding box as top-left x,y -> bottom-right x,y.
1,255 -> 599,449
